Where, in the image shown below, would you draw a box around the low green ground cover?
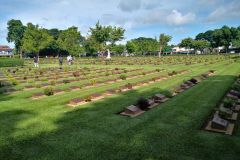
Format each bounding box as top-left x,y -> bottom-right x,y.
1,58 -> 240,159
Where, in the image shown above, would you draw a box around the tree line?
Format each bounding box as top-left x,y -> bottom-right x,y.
179,25 -> 240,55
6,19 -> 173,60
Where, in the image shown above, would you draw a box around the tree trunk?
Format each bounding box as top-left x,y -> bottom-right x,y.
37,52 -> 40,63
158,47 -> 162,58
20,48 -> 22,59
101,51 -> 104,61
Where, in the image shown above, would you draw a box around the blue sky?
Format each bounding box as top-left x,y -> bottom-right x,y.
0,0 -> 240,49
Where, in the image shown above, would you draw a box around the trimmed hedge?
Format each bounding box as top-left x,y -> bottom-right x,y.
0,59 -> 24,67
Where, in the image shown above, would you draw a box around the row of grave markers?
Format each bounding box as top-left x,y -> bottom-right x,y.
2,68 -> 149,94
121,70 -> 218,117
64,69 -> 190,107
29,69 -> 172,100
205,76 -> 240,135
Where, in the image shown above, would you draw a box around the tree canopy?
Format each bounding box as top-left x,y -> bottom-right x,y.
21,23 -> 54,59
56,26 -> 82,56
6,19 -> 26,59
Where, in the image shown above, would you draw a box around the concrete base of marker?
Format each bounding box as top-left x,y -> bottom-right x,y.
120,110 -> 146,117
154,98 -> 170,103
205,121 -> 234,135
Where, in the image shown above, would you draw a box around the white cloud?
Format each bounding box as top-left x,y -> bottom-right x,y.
166,10 -> 196,26
118,0 -> 141,12
207,0 -> 240,23
171,27 -> 192,35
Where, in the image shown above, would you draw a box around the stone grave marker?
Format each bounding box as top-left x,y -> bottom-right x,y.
53,89 -> 64,94
90,93 -> 103,100
105,89 -> 116,95
32,92 -> 45,98
2,83 -> 12,87
220,106 -> 233,118
180,83 -> 188,89
70,98 -> 84,105
185,81 -> 193,86
125,105 -> 141,115
227,93 -> 238,100
194,77 -> 202,83
117,86 -> 127,92
42,83 -> 50,87
5,88 -> 16,93
154,93 -> 166,100
211,117 -> 228,131
69,86 -> 80,91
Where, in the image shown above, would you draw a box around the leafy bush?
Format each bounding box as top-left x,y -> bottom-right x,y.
41,78 -> 48,81
125,83 -> 132,89
137,97 -> 149,110
161,90 -> 173,98
120,74 -> 126,80
124,70 -> 128,73
189,78 -> 197,84
27,79 -> 34,83
140,71 -> 146,75
90,79 -> 96,85
50,80 -> 56,86
155,69 -> 160,72
0,59 -> 24,67
63,80 -> 70,84
152,77 -> 156,82
223,99 -> 235,108
36,83 -> 42,88
43,87 -> 54,96
12,80 -> 19,85
84,95 -> 92,101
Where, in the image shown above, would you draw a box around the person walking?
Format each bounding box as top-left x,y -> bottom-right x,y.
33,56 -> 39,68
59,55 -> 63,66
67,55 -> 71,65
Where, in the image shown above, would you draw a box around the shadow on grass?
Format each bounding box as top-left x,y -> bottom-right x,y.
1,74 -> 240,159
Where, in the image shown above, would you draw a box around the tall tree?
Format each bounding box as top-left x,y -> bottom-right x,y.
21,23 -> 54,60
113,44 -> 125,55
179,37 -> 194,56
6,19 -> 26,59
192,40 -> 208,54
56,26 -> 82,57
89,21 -> 125,61
158,34 -> 172,58
126,41 -> 136,54
213,25 -> 234,54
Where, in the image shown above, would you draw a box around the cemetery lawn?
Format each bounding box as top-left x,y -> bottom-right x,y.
1,60 -> 240,159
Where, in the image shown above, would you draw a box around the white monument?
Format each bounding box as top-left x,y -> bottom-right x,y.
106,49 -> 111,59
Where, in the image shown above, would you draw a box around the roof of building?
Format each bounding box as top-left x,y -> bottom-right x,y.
0,45 -> 12,52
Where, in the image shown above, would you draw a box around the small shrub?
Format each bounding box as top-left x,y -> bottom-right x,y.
63,80 -> 70,84
43,87 -> 54,96
41,78 -> 48,81
50,80 -> 56,86
35,75 -> 39,78
223,99 -> 235,108
36,83 -> 42,88
124,70 -> 128,73
120,74 -> 126,80
125,83 -> 132,89
152,77 -> 156,82
161,90 -> 173,98
90,79 -> 96,85
12,80 -> 19,85
155,69 -> 160,72
140,71 -> 146,75
27,79 -> 34,83
189,78 -> 197,84
137,97 -> 149,110
84,95 -> 92,102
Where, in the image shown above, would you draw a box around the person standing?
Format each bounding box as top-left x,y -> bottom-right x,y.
59,54 -> 63,66
33,56 -> 39,68
67,55 -> 71,65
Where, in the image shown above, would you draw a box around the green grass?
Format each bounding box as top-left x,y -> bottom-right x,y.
1,60 -> 240,159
